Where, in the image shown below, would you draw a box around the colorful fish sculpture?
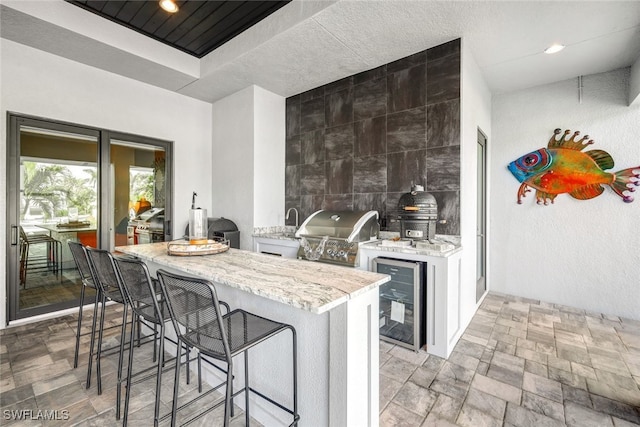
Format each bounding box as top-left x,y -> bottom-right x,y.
508,129 -> 640,205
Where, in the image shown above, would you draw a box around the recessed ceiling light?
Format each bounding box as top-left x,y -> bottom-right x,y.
159,0 -> 179,13
544,44 -> 565,54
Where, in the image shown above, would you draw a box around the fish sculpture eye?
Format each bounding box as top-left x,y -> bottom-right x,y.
524,155 -> 537,165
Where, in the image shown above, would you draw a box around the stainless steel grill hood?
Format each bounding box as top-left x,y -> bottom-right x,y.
295,210 -> 380,267
295,210 -> 379,242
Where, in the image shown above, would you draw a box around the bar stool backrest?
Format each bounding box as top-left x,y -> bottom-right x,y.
68,241 -> 95,288
114,258 -> 163,324
85,248 -> 125,304
156,269 -> 232,361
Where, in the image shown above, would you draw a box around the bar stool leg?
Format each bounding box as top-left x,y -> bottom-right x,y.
292,327 -> 299,426
223,360 -> 234,427
115,303 -> 130,406
244,350 -> 250,427
73,283 -> 87,368
86,292 -> 104,389
122,311 -> 139,426
153,325 -> 165,427
170,337 -> 183,427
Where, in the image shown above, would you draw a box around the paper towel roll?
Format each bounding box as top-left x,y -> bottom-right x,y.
189,208 -> 207,243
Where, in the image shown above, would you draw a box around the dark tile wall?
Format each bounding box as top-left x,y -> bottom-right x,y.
285,39 -> 461,235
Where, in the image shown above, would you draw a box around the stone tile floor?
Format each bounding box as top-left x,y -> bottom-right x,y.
380,292 -> 640,426
0,304 -> 260,426
1,292 -> 639,426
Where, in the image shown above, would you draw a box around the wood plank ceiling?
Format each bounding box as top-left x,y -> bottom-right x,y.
67,0 -> 291,58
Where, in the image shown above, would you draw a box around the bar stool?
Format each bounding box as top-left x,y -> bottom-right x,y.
84,247 -> 133,395
19,225 -> 61,287
156,269 -> 300,427
68,241 -> 100,369
109,255 -> 169,426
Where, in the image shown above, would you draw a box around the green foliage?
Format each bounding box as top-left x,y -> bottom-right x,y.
22,162 -> 97,219
130,170 -> 154,204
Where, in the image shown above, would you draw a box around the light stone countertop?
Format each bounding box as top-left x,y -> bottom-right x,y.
360,240 -> 462,258
115,242 -> 389,314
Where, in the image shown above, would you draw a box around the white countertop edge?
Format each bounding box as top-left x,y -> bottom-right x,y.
360,242 -> 463,258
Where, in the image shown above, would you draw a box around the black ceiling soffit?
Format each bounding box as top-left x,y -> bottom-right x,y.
67,1 -> 291,58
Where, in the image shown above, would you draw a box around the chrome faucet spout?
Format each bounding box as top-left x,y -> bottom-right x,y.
286,207 -> 299,228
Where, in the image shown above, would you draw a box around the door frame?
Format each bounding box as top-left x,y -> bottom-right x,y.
476,128 -> 488,302
6,112 -> 173,321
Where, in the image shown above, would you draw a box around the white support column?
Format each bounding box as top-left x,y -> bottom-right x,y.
329,286 -> 379,427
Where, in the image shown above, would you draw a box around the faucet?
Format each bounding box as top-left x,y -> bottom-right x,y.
286,207 -> 299,228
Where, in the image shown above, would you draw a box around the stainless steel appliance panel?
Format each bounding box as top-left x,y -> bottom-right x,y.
374,257 -> 426,352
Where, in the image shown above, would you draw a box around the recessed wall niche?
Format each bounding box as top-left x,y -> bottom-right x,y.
285,38 -> 461,235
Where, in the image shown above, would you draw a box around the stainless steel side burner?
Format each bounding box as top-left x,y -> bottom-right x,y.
295,210 -> 380,267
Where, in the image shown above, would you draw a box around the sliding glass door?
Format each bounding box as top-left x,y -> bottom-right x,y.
6,114 -> 172,321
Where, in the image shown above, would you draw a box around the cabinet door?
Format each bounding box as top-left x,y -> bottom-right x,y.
254,239 -> 300,259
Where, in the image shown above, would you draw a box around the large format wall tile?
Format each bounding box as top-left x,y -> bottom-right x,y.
387,63 -> 426,114
300,163 -> 325,195
325,124 -> 354,160
300,97 -> 325,132
426,145 -> 461,191
301,129 -> 324,164
430,191 -> 460,235
286,135 -> 301,166
286,95 -> 301,138
285,165 -> 300,197
354,193 -> 387,222
387,149 -> 427,193
427,99 -> 460,148
387,107 -> 426,153
326,88 -> 353,128
300,195 -> 324,220
427,54 -> 460,105
354,77 -> 387,121
285,38 -> 461,233
355,116 -> 386,157
354,64 -> 386,85
354,155 -> 386,193
326,158 -> 354,195
324,194 -> 353,211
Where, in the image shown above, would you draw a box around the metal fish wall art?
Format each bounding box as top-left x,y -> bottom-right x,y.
508,129 -> 640,205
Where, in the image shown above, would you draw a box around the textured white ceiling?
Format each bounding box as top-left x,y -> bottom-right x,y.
2,0 -> 639,103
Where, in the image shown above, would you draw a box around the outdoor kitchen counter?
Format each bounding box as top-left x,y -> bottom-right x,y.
115,241 -> 388,427
115,241 -> 389,314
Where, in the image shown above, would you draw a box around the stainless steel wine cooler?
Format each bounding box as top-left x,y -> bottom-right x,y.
374,257 -> 426,352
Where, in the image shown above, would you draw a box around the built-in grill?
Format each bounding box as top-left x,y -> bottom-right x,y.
396,185 -> 438,241
129,208 -> 165,244
295,210 -> 380,267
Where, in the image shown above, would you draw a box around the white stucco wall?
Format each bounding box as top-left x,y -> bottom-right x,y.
0,39 -> 213,327
253,86 -> 285,227
211,86 -> 255,250
460,40 -> 492,327
629,56 -> 640,106
491,68 -> 640,320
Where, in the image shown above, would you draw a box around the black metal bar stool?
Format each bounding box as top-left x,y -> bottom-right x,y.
84,247 -> 133,395
113,256 -> 231,426
68,241 -> 100,369
19,225 -> 61,287
112,255 -> 171,426
156,269 -> 300,427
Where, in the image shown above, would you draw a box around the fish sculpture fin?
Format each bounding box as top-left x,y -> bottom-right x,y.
585,149 -> 615,170
535,191 -> 558,205
569,184 -> 604,200
516,183 -> 532,204
548,128 -> 594,151
609,166 -> 640,203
